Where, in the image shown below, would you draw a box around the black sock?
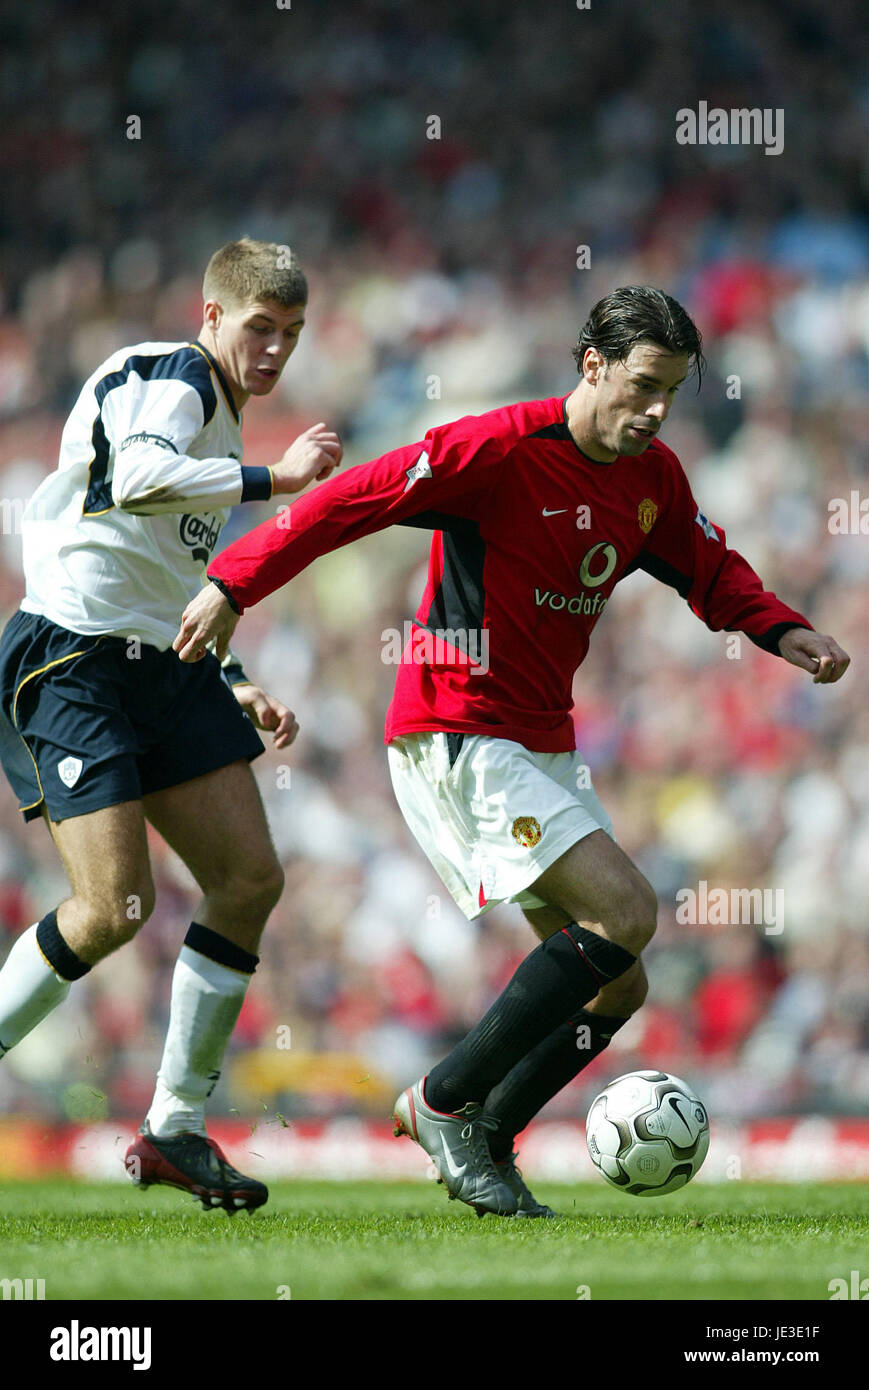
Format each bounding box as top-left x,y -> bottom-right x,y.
485,1008 -> 629,1161
36,910 -> 92,982
424,924 -> 635,1114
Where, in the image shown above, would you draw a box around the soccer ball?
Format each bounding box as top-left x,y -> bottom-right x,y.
586,1070 -> 710,1196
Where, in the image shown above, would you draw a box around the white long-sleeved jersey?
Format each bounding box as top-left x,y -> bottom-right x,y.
20,339 -> 273,649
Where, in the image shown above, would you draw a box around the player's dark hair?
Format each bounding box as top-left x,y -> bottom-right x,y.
572,286 -> 704,387
203,237 -> 308,309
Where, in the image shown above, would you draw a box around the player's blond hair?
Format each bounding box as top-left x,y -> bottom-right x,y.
202,237 -> 308,309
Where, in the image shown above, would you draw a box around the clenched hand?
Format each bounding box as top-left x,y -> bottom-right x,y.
271,422 -> 342,494
778,628 -> 850,684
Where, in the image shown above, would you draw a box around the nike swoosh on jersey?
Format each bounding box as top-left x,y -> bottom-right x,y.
542,507 -> 568,516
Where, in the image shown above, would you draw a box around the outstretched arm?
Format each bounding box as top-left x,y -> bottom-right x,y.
173,417 -> 511,659
172,440 -> 430,661
629,451 -> 843,666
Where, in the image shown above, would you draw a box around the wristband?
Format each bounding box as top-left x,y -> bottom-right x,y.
240,465 -> 273,503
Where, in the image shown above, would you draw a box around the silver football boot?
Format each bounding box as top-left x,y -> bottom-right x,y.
393,1078 -> 518,1217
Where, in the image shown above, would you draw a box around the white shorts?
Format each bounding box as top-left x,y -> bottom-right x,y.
386,731 -> 615,920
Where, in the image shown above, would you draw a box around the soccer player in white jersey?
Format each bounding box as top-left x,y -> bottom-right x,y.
0,237 -> 341,1211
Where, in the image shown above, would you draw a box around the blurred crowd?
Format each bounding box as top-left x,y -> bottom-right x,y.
1,0 -> 868,1127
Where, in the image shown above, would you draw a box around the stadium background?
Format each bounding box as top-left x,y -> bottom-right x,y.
0,0 -> 867,1178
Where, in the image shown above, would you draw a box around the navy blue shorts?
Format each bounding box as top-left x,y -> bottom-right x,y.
0,610 -> 264,823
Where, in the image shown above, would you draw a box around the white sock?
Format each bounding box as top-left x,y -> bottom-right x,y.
145,944 -> 251,1138
0,923 -> 71,1055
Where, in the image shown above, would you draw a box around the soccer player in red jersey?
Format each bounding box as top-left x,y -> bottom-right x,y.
175,286 -> 849,1216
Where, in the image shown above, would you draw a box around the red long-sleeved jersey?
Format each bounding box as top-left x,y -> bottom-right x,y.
208,395 -> 812,752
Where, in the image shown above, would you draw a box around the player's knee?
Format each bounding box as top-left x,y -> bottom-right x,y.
103,878 -> 155,940
69,878 -> 154,956
603,878 -> 658,954
214,856 -> 284,919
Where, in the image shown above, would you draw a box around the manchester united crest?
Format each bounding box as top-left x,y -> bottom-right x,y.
511,816 -> 542,848
638,498 -> 658,534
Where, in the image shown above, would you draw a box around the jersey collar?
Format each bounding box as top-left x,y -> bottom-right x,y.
191,340 -> 241,423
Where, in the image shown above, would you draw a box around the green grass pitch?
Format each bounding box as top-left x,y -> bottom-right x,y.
0,1179 -> 866,1300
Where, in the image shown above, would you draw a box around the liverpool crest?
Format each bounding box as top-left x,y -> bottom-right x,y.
57,756 -> 83,788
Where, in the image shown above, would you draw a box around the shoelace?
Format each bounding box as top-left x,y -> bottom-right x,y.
459,1109 -> 504,1185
